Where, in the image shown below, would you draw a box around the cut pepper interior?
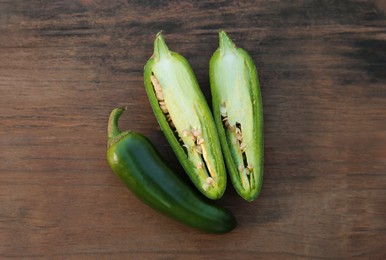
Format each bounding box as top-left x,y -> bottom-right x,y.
150,73 -> 216,191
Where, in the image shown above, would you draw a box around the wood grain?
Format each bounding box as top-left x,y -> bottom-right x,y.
1,0 -> 385,258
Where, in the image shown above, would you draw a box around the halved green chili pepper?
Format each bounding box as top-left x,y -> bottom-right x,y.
144,32 -> 226,200
209,31 -> 264,202
106,107 -> 236,233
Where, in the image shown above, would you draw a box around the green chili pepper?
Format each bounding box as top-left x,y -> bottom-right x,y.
106,107 -> 236,233
144,32 -> 226,200
209,31 -> 264,202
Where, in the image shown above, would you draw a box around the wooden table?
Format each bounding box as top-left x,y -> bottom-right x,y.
1,1 -> 385,258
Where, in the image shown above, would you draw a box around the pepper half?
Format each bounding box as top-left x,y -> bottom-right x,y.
144,32 -> 226,200
106,107 -> 236,233
209,31 -> 264,202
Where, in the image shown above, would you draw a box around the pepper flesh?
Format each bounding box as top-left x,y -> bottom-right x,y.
106,107 -> 236,233
144,32 -> 226,200
209,31 -> 264,202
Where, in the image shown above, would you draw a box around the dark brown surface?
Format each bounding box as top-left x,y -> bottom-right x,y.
1,0 -> 386,259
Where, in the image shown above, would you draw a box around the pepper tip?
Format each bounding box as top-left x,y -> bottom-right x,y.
219,30 -> 236,54
156,30 -> 163,38
154,31 -> 171,60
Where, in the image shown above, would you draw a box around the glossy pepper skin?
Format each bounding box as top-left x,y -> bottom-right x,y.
106,107 -> 236,233
144,32 -> 226,200
209,31 -> 264,202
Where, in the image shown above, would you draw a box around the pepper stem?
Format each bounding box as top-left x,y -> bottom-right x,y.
219,30 -> 236,55
108,107 -> 126,147
154,31 -> 172,61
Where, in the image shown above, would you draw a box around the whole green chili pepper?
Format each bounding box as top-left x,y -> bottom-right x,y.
144,32 -> 226,200
106,107 -> 236,233
209,31 -> 264,202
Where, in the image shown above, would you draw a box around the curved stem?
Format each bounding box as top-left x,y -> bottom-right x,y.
108,107 -> 126,147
